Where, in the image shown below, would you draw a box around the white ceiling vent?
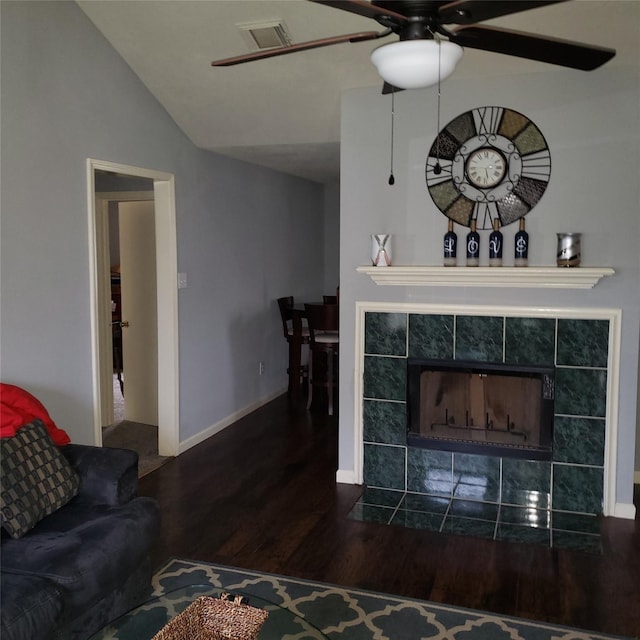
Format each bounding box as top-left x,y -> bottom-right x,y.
237,20 -> 292,51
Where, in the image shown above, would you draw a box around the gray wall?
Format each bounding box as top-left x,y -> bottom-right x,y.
338,66 -> 640,505
1,1 -> 326,444
323,180 -> 340,294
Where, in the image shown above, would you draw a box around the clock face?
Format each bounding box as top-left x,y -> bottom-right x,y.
466,148 -> 506,188
426,106 -> 551,229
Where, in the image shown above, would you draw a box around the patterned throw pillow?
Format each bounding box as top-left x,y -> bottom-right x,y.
0,419 -> 80,538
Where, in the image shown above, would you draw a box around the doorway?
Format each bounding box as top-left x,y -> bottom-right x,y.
87,159 -> 179,458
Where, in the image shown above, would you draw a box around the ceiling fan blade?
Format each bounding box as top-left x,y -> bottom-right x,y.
439,0 -> 568,25
309,1 -> 408,26
450,25 -> 616,70
211,31 -> 382,66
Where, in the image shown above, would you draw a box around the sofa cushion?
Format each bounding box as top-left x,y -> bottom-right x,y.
0,420 -> 80,538
0,497 -> 160,611
0,383 -> 71,445
0,572 -> 63,640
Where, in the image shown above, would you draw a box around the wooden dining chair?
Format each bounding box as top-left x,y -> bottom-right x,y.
304,303 -> 339,415
323,295 -> 338,304
277,296 -> 309,397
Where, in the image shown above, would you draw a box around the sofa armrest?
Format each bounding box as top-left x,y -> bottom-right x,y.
61,444 -> 139,506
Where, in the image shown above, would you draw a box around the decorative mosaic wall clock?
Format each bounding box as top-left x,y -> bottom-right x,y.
426,106 -> 551,230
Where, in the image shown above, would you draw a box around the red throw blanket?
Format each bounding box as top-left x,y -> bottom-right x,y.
0,383 -> 71,445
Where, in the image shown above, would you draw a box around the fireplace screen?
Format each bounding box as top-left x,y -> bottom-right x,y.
407,359 -> 554,460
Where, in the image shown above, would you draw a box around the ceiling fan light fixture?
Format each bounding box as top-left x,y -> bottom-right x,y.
370,39 -> 463,89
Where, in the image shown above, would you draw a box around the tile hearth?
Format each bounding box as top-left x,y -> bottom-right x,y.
348,487 -> 602,553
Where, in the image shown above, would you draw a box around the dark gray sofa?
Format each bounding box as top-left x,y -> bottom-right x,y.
0,441 -> 161,640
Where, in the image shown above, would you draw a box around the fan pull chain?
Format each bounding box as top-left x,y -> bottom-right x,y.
433,39 -> 443,175
388,90 -> 395,185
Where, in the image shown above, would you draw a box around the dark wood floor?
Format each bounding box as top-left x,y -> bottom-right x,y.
138,394 -> 640,638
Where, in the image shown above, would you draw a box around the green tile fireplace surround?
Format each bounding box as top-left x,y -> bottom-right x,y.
354,307 -> 615,550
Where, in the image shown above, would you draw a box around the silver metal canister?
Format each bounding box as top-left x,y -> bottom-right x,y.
556,233 -> 581,267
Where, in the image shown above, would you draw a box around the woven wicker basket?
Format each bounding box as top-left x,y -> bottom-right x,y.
152,593 -> 269,640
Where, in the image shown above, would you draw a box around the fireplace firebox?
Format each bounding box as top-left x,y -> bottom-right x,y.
407,359 -> 554,460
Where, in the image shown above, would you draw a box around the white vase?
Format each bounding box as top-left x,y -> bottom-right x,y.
371,234 -> 392,267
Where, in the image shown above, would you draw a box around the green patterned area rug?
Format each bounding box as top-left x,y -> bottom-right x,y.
146,559 -> 623,640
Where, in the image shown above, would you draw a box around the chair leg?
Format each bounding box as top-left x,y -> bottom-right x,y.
288,338 -> 307,397
306,350 -> 313,410
327,349 -> 334,416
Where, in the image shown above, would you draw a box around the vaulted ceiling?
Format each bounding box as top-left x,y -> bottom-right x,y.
77,1 -> 636,184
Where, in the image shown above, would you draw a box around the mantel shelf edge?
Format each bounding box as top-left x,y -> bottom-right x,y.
356,266 -> 615,289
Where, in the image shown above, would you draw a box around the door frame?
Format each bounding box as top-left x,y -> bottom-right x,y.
87,159 -> 179,457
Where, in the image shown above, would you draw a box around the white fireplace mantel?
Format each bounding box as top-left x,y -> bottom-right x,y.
356,266 -> 614,289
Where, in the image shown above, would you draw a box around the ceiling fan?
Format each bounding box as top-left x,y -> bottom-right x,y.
211,0 -> 616,92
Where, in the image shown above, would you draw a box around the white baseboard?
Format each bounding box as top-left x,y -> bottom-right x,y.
613,502 -> 636,520
177,388 -> 286,454
336,469 -> 357,484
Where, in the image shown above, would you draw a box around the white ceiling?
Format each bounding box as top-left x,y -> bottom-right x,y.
77,0 -> 637,184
